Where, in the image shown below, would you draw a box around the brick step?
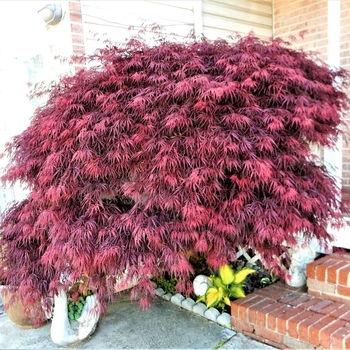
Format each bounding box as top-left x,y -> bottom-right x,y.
231,282 -> 350,349
307,253 -> 350,304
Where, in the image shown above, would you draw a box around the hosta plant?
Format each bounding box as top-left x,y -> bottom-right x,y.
0,31 -> 349,320
197,264 -> 255,310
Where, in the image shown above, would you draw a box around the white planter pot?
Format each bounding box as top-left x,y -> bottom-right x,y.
50,289 -> 100,347
286,237 -> 317,287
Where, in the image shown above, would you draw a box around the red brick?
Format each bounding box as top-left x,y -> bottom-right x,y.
319,320 -> 347,349
259,302 -> 285,330
323,257 -> 348,272
309,299 -> 334,312
231,316 -> 253,333
267,304 -> 292,331
331,326 -> 350,349
345,333 -> 350,349
337,255 -> 350,263
287,293 -> 312,307
339,310 -> 350,323
337,285 -> 350,298
307,258 -> 328,279
287,310 -> 314,338
309,316 -> 335,346
72,45 -> 85,55
306,264 -> 316,280
254,300 -> 279,327
321,292 -> 350,304
236,295 -> 265,321
230,302 -> 239,317
232,295 -> 262,320
329,303 -> 350,318
254,285 -> 290,301
333,252 -> 348,260
309,289 -> 321,298
298,313 -> 325,343
248,299 -> 273,323
327,261 -> 347,283
241,330 -> 283,349
257,301 -> 286,328
70,23 -> 83,34
309,279 -> 336,295
69,1 -> 82,12
279,292 -> 304,304
316,261 -> 328,282
338,264 -> 350,285
69,13 -> 82,23
298,296 -> 324,310
232,294 -> 257,307
72,34 -> 84,45
254,324 -> 283,344
276,307 -> 303,334
319,301 -> 344,316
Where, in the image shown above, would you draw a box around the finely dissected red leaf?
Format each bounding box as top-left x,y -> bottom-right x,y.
0,32 -> 349,317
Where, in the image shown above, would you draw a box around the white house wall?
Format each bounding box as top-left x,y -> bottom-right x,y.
0,0 -> 272,213
202,0 -> 272,40
80,0 -> 273,55
81,0 -> 196,54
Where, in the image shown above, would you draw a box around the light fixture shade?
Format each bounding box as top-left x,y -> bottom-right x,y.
38,4 -> 63,25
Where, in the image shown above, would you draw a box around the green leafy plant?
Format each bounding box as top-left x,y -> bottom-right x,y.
153,273 -> 178,295
260,269 -> 279,287
189,254 -> 214,279
197,264 -> 255,310
66,275 -> 93,321
67,292 -> 92,321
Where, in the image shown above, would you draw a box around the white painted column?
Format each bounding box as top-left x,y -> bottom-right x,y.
323,0 -> 350,249
288,1 -> 344,285
324,0 -> 342,182
192,0 -> 203,36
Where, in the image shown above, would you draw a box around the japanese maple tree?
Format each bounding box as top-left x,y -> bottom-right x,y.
0,33 -> 349,320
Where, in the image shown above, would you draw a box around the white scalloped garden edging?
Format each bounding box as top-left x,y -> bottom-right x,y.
154,287 -> 231,329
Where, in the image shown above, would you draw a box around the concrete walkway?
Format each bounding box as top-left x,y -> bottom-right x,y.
0,291 -> 275,349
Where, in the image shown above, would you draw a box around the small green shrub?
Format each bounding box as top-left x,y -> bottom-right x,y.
153,273 -> 178,295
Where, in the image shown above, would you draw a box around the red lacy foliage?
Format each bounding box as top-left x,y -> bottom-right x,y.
0,33 -> 349,316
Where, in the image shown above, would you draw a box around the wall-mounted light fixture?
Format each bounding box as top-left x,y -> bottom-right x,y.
38,4 -> 63,25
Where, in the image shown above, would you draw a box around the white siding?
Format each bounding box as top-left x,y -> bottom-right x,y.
81,0 -> 273,54
0,63 -> 32,213
81,0 -> 196,54
202,0 -> 272,40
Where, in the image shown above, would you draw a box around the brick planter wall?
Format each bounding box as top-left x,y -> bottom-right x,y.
307,254 -> 350,304
231,253 -> 350,349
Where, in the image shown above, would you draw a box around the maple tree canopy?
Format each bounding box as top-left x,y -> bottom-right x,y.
0,33 -> 349,319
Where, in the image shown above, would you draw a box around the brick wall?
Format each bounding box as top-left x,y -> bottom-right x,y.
340,0 -> 350,69
274,0 -> 350,194
44,0 -> 86,73
273,0 -> 328,60
68,1 -> 85,57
